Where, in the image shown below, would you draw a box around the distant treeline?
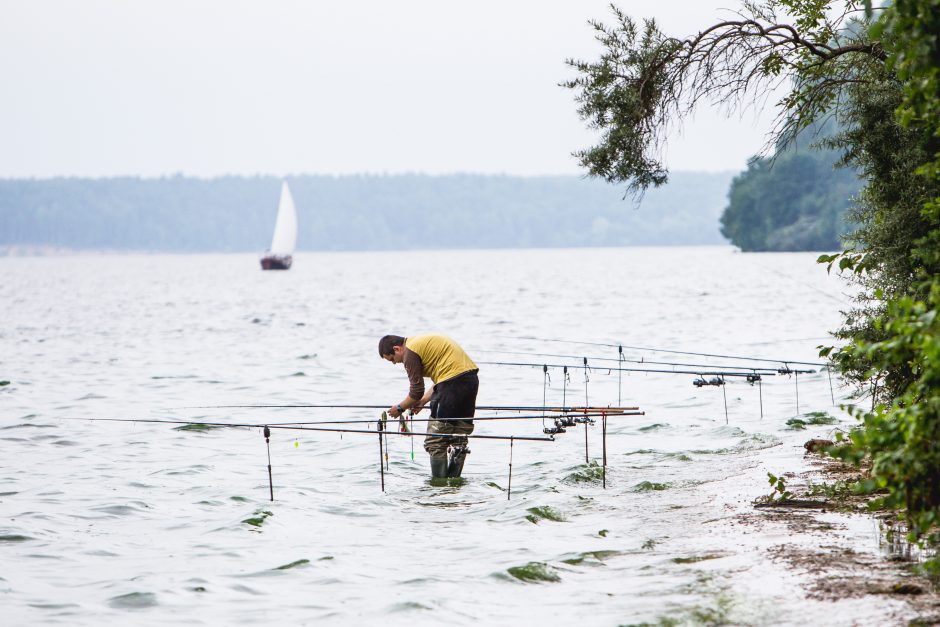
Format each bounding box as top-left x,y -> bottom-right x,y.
0,173 -> 735,252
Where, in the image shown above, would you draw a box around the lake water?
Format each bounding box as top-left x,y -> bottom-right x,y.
0,247 -> 902,625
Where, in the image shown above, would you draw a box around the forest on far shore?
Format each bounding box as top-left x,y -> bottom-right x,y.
0,172 -> 736,252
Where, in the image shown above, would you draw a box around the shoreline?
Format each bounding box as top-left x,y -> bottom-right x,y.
739,447 -> 940,624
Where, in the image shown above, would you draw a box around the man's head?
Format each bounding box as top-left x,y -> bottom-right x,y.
378,335 -> 406,363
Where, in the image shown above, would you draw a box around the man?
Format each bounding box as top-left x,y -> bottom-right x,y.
379,334 -> 479,479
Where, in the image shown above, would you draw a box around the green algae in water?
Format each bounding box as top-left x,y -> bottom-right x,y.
390,601 -> 432,612
639,423 -> 667,432
525,506 -> 566,523
598,529 -> 609,537
108,592 -> 158,609
430,477 -> 466,488
230,496 -> 250,502
561,550 -> 622,565
0,534 -> 32,543
174,423 -> 225,432
0,380 -> 10,386
804,411 -> 838,424
274,559 -> 309,570
628,593 -> 735,627
634,481 -> 670,492
242,510 -> 273,527
788,412 -> 839,430
672,553 -> 725,564
564,461 -> 605,484
786,418 -> 808,430
507,562 -> 561,583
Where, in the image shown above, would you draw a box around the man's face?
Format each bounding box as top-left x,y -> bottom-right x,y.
382,345 -> 404,364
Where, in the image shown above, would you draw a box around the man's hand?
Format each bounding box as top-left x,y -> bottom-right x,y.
414,386 -> 433,415
388,404 -> 401,418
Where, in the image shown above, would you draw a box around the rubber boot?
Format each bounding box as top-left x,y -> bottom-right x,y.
447,445 -> 469,478
430,455 -> 449,480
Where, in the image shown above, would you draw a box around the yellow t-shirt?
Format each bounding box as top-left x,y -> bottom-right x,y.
405,334 -> 477,384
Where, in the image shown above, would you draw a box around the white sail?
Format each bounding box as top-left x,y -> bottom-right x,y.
269,181 -> 298,255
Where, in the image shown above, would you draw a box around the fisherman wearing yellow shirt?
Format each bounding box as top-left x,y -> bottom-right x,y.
379,334 -> 479,479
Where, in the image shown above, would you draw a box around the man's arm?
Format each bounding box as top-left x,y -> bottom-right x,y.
389,348 -> 425,417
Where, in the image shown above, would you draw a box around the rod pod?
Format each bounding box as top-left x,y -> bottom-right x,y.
507,436 -> 514,501
378,415 -> 386,492
263,425 -> 274,502
583,357 -> 590,464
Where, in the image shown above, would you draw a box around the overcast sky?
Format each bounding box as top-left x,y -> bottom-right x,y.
1,1 -> 783,178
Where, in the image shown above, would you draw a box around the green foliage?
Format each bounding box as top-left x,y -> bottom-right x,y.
874,0 -> 940,177
816,32 -> 940,399
563,8 -> 677,194
566,1 -> 885,197
834,285 -> 940,543
823,0 -> 940,557
764,472 -> 793,502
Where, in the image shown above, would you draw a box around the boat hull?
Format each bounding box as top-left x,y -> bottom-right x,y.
260,255 -> 292,270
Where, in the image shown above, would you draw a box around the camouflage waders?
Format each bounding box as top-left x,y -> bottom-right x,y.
424,370 -> 479,478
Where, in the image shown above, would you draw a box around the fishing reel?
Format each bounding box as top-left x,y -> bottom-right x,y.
746,373 -> 762,384
573,416 -> 595,425
543,417 -> 577,435
693,377 -> 725,387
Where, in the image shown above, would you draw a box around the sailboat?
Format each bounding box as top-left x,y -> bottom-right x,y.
260,181 -> 298,270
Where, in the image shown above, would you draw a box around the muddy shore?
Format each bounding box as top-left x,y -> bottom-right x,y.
736,449 -> 940,626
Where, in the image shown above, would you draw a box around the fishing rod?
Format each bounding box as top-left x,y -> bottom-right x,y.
264,410 -> 644,427
56,416 -> 557,441
473,348 -> 784,374
176,403 -> 639,412
476,361 -> 786,378
61,416 -> 557,501
494,335 -> 826,368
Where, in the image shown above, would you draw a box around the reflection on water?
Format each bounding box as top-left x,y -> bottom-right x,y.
1,247 -> 883,625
